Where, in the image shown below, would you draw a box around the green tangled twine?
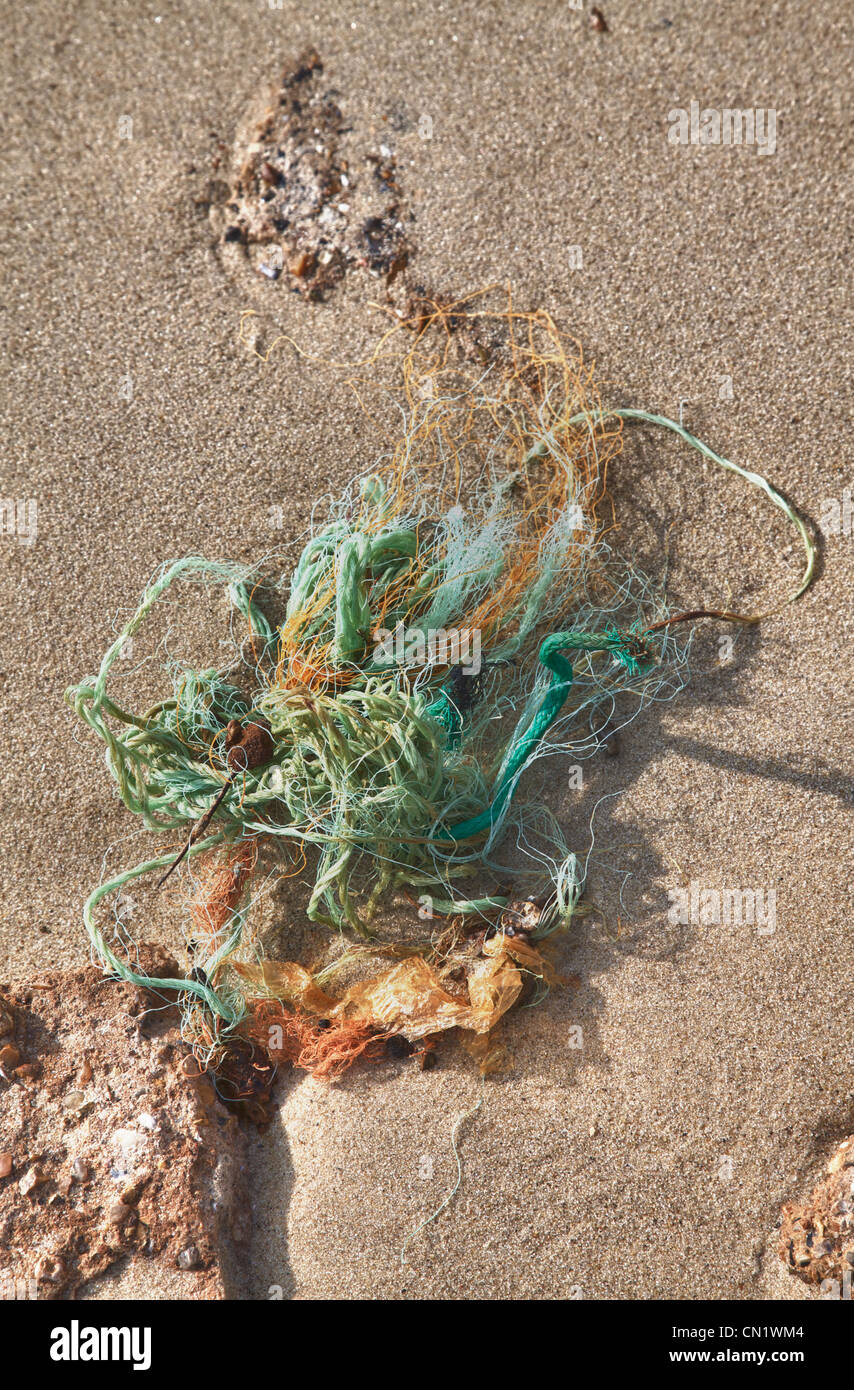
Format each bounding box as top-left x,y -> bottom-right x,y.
67,407 -> 815,1038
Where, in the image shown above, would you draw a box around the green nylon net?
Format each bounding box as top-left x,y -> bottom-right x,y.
66,299 -> 814,1051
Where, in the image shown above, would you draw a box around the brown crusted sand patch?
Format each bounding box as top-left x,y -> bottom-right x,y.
0,948 -> 249,1300
779,1136 -> 854,1287
216,48 -> 414,300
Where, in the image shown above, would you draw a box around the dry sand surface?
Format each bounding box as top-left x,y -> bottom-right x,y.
2,0 -> 852,1299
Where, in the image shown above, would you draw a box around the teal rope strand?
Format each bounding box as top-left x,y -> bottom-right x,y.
439,407 -> 817,841
81,831 -> 240,1020
437,627 -> 641,842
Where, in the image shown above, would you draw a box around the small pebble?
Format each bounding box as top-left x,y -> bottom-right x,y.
19,1166 -> 46,1197
112,1127 -> 148,1156
590,7 -> 608,31
109,1201 -> 135,1225
63,1090 -> 86,1110
828,1139 -> 854,1173
177,1245 -> 202,1270
499,899 -> 543,934
289,250 -> 314,278
194,1079 -> 216,1107
71,1157 -> 89,1182
0,1153 -> 13,1179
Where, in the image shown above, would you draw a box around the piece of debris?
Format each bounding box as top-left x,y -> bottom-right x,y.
240,929 -> 561,1084
0,949 -> 249,1300
177,1244 -> 203,1270
18,1166 -> 46,1198
217,48 -> 414,301
590,7 -> 609,31
498,899 -> 543,936
779,1135 -> 854,1286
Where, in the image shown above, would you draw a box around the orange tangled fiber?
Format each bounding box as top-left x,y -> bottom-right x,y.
262,289 -> 622,693
246,998 -> 391,1081
189,840 -> 257,944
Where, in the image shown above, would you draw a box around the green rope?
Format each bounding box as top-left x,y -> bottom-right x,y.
82,832 -> 238,1019
67,411 -> 815,1028
576,409 -> 814,603
429,405 -> 818,842
437,626 -> 644,841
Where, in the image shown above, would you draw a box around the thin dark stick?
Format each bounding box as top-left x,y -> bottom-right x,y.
155,777 -> 234,889
644,608 -> 757,635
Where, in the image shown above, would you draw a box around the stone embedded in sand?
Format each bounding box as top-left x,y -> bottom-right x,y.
0,949 -> 249,1299
779,1135 -> 854,1285
108,1200 -> 134,1225
498,899 -> 544,936
219,48 -> 413,301
18,1166 -> 46,1197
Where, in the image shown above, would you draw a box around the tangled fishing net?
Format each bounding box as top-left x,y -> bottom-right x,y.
67,292 -> 814,1077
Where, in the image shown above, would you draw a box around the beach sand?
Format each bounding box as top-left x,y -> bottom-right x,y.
2,0 -> 851,1299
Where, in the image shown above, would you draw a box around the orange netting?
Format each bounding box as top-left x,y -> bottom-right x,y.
257,289 -> 622,691
246,1000 -> 391,1081
235,929 -> 561,1080
189,840 -> 257,944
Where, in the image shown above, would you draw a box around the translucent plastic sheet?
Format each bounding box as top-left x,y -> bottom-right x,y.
237,931 -> 560,1042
